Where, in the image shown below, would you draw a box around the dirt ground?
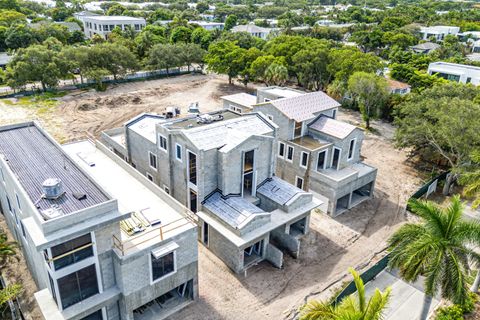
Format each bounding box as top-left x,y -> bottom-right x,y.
0,74 -> 424,320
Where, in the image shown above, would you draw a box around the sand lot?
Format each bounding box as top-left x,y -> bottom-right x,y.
0,74 -> 423,320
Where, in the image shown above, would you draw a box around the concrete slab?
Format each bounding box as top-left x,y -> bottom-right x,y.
363,270 -> 440,320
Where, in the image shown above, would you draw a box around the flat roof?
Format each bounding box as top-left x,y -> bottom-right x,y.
127,114 -> 165,143
84,15 -> 146,22
290,135 -> 329,150
262,87 -> 304,98
429,62 -> 480,73
63,140 -> 191,245
308,116 -> 358,139
221,93 -> 257,108
0,123 -> 110,216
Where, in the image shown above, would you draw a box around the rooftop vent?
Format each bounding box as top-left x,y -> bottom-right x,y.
42,178 -> 64,199
40,204 -> 64,220
196,114 -> 224,124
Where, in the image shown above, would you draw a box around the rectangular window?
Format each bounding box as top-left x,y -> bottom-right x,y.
163,185 -> 170,194
151,252 -> 175,282
278,142 -> 285,158
188,151 -> 197,185
203,222 -> 209,246
15,193 -> 21,211
48,273 -> 57,306
57,264 -> 99,309
189,189 -> 197,213
300,151 -> 309,168
20,222 -> 26,239
294,121 -> 302,138
158,135 -> 167,152
348,139 -> 356,160
332,109 -> 337,119
146,173 -> 154,182
148,152 -> 157,170
332,147 -> 341,170
50,234 -> 93,271
81,310 -> 103,320
176,144 -> 182,161
296,176 -> 304,190
287,146 -> 294,162
317,150 -> 327,171
6,195 -> 12,212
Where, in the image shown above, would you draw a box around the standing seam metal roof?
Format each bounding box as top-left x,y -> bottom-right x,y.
269,91 -> 340,122
0,124 -> 110,215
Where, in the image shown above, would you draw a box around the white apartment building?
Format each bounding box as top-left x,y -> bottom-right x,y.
83,16 -> 146,39
428,62 -> 480,85
420,25 -> 460,41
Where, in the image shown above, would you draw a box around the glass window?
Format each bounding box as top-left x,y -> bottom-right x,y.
188,152 -> 197,185
278,142 -> 285,158
149,152 -> 157,169
6,195 -> 12,212
50,234 -> 93,270
296,176 -> 304,189
287,146 -> 294,161
57,264 -> 99,309
151,252 -> 175,281
48,273 -> 57,306
81,310 -> 103,320
158,135 -> 167,151
348,139 -> 355,160
317,150 -> 326,171
301,152 -> 308,168
176,144 -> 182,161
15,193 -> 21,210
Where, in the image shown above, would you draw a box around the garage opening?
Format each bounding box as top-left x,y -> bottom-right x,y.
351,182 -> 373,206
290,217 -> 307,236
244,240 -> 263,268
336,194 -> 350,215
133,280 -> 194,320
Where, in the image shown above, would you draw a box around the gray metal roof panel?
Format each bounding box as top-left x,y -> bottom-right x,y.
203,192 -> 265,229
257,177 -> 306,205
0,124 -> 110,215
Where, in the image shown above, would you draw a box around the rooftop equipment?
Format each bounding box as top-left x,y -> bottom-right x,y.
42,178 -> 64,199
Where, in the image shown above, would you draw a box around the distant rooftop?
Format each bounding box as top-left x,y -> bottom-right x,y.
0,52 -> 12,66
308,116 -> 358,139
257,177 -> 307,206
267,91 -> 340,122
221,93 -> 257,108
0,123 -> 109,217
411,42 -> 441,51
429,61 -> 480,73
84,15 -> 146,22
386,78 -> 411,90
126,114 -> 165,143
262,87 -> 304,98
232,24 -> 273,33
203,192 -> 266,229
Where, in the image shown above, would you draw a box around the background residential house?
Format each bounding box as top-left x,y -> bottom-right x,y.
223,87 -> 377,216
428,61 -> 480,85
82,16 -> 146,39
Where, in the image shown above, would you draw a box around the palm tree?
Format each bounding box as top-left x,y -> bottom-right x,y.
299,268 -> 391,320
388,196 -> 480,320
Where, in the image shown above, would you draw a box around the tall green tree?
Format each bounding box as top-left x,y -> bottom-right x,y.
347,72 -> 389,129
224,14 -> 238,31
394,83 -> 480,194
87,43 -> 139,80
6,44 -> 69,91
177,43 -> 206,71
205,40 -> 245,84
300,268 -> 391,320
388,196 -> 480,319
145,43 -> 181,75
264,63 -> 288,86
292,46 -> 330,90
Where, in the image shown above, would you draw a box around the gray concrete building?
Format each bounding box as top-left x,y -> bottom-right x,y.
101,110 -> 321,274
0,122 -> 197,320
223,87 -> 377,216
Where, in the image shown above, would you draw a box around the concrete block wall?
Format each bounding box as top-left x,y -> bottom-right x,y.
271,226 -> 301,258
126,129 -> 163,185
113,227 -> 197,296
265,243 -> 283,268
253,104 -> 292,140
